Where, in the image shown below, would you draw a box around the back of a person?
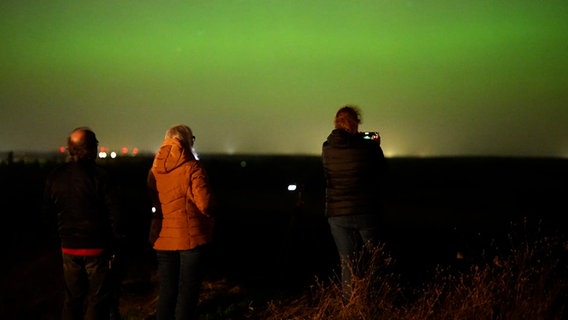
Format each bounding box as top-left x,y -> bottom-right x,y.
48,161 -> 113,248
322,128 -> 384,217
148,135 -> 213,251
151,160 -> 200,249
151,160 -> 192,217
148,124 -> 214,319
321,105 -> 387,302
42,127 -> 121,320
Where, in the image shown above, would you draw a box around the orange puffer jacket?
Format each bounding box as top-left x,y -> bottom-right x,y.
148,137 -> 214,250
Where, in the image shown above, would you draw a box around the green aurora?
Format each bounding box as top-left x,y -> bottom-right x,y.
1,1 -> 567,157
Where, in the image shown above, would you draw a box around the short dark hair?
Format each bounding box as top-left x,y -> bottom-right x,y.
67,127 -> 98,161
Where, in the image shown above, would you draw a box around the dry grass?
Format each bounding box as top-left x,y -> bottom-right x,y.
258,231 -> 568,320
12,225 -> 564,319
5,231 -> 565,320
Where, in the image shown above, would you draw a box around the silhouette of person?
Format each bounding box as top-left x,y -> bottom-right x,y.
43,127 -> 122,319
147,124 -> 214,319
322,105 -> 387,302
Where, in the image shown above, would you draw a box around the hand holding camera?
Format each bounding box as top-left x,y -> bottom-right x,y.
360,131 -> 381,145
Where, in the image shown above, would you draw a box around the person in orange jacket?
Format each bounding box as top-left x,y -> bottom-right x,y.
147,124 -> 214,320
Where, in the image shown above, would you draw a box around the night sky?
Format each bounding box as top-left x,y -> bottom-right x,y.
1,1 -> 567,157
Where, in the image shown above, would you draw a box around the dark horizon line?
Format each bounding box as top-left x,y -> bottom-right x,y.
1,149 -> 566,161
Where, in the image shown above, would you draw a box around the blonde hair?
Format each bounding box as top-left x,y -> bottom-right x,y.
165,124 -> 193,151
334,105 -> 361,133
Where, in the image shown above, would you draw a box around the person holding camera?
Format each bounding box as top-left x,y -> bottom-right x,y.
321,105 -> 387,302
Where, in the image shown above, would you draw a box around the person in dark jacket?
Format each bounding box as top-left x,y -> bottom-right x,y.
43,127 -> 122,320
322,105 -> 387,302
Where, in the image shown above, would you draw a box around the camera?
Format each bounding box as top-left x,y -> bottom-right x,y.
360,131 -> 378,140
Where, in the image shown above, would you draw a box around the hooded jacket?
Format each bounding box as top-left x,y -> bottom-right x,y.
322,129 -> 387,217
148,137 -> 214,250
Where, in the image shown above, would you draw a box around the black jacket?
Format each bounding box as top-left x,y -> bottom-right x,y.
322,129 -> 387,217
42,160 -> 121,249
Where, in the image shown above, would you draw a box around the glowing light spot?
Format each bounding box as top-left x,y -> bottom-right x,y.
98,151 -> 107,158
121,147 -> 128,154
288,184 -> 297,191
110,152 -> 117,159
133,147 -> 139,155
59,146 -> 65,153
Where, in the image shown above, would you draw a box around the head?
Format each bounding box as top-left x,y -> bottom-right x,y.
67,127 -> 99,162
165,124 -> 194,151
334,105 -> 361,134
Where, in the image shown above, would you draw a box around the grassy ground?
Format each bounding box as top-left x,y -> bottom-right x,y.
6,226 -> 565,320
2,156 -> 568,319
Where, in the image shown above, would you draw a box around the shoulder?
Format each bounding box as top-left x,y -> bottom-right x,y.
46,162 -> 71,179
84,162 -> 113,185
182,161 -> 208,182
186,159 -> 207,173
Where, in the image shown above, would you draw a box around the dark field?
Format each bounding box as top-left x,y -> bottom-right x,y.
1,155 -> 567,319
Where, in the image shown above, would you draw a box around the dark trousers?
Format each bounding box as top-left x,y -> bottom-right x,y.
328,214 -> 380,301
156,246 -> 207,320
62,252 -> 112,320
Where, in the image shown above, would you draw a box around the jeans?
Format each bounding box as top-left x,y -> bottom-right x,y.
328,214 -> 380,301
61,252 -> 112,320
156,246 -> 208,320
